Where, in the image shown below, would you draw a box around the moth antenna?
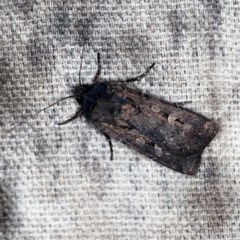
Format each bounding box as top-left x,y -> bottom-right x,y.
2,95 -> 75,137
34,95 -> 75,115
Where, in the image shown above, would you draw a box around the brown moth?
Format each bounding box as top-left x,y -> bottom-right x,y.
58,53 -> 218,175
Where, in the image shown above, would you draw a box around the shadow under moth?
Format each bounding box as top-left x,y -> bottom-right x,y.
48,53 -> 218,175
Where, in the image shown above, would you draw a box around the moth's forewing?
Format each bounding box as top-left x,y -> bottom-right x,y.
88,82 -> 218,175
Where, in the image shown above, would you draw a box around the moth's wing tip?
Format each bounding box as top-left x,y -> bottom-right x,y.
183,167 -> 199,176
180,153 -> 202,176
160,152 -> 202,176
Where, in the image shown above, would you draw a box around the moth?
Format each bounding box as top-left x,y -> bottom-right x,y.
54,53 -> 218,175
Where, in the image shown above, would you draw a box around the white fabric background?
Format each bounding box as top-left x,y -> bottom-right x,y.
0,0 -> 239,239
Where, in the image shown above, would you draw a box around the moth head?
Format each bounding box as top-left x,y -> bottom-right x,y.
72,84 -> 92,105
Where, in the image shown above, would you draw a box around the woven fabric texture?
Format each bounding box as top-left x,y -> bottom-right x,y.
0,0 -> 239,239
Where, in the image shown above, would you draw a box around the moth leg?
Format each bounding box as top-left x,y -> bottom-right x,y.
58,108 -> 82,125
115,62 -> 155,83
93,52 -> 101,83
175,101 -> 192,108
103,133 -> 113,161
